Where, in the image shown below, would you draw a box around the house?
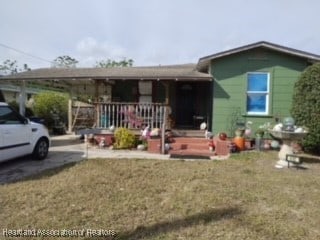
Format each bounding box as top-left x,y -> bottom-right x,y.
198,41 -> 320,136
1,41 -> 320,137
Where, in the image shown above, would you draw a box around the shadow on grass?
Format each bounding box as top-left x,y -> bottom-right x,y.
116,207 -> 242,240
21,161 -> 82,182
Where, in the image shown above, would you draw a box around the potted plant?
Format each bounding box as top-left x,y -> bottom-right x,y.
254,122 -> 272,151
254,129 -> 264,151
235,120 -> 246,137
255,128 -> 265,138
235,128 -> 245,137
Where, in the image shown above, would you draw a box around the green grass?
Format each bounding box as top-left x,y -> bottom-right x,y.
1,151 -> 320,239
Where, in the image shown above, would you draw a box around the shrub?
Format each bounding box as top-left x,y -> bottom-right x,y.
33,92 -> 68,129
291,62 -> 320,154
113,128 -> 136,149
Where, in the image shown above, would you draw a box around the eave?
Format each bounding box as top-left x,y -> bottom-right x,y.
197,41 -> 320,72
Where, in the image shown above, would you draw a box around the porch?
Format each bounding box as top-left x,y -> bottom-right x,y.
70,81 -> 213,132
71,101 -> 233,158
71,102 -> 169,131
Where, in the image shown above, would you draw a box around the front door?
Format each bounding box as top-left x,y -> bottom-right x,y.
176,82 -> 196,128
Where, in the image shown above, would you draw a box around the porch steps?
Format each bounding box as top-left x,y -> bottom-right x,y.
147,136 -> 231,159
171,129 -> 205,138
170,137 -> 210,151
169,137 -> 214,159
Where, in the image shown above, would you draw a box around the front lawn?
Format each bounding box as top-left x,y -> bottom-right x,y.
1,152 -> 320,239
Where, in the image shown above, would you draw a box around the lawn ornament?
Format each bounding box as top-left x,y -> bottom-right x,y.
205,130 -> 213,139
269,117 -> 308,168
294,127 -> 303,133
244,121 -> 253,137
142,125 -> 151,139
150,128 -> 160,137
109,125 -> 115,132
99,137 -> 106,148
137,144 -> 146,151
219,132 -> 227,141
283,117 -> 295,131
200,122 -> 207,130
273,123 -> 283,132
270,140 -> 280,149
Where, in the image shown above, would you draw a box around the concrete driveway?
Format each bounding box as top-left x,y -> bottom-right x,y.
0,134 -> 169,184
0,135 -> 85,184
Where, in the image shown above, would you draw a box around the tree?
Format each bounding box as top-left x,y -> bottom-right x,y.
52,55 -> 78,68
0,59 -> 31,75
0,59 -> 18,74
291,62 -> 320,154
95,58 -> 134,68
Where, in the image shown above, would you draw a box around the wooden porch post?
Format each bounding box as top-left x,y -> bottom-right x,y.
68,99 -> 72,133
161,106 -> 167,154
67,84 -> 75,133
19,80 -> 26,116
161,82 -> 170,105
94,79 -> 100,102
94,80 -> 100,127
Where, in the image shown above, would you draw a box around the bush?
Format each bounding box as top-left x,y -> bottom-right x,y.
291,62 -> 320,154
113,128 -> 136,149
33,92 -> 68,129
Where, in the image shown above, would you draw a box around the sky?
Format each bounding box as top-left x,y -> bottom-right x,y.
0,0 -> 320,70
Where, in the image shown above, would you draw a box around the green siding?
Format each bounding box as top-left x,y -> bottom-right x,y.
210,48 -> 308,136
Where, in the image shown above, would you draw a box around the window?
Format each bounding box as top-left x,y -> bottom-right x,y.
138,81 -> 152,103
0,106 -> 24,124
246,72 -> 269,115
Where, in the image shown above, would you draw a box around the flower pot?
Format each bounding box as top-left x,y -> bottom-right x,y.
255,137 -> 262,151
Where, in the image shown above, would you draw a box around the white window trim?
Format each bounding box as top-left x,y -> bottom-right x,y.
246,72 -> 270,115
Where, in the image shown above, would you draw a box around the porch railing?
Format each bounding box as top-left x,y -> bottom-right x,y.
95,102 -> 168,130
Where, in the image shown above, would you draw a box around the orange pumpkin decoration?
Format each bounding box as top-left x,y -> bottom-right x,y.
233,136 -> 245,151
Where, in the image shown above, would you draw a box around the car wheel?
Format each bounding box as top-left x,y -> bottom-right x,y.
33,138 -> 49,160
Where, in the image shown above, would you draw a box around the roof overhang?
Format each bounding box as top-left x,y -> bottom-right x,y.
0,64 -> 212,85
197,41 -> 320,72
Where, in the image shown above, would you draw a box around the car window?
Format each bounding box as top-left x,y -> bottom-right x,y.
0,106 -> 25,124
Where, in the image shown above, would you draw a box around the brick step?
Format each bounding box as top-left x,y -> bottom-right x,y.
169,137 -> 210,151
171,137 -> 209,143
170,143 -> 210,151
171,130 -> 206,138
147,138 -> 161,153
169,149 -> 214,159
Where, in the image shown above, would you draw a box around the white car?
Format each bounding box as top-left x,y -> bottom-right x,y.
0,102 -> 50,163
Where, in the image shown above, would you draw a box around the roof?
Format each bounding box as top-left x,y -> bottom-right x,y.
197,41 -> 320,71
0,64 -> 212,82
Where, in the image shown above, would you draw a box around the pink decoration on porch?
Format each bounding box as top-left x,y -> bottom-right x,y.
121,106 -> 143,128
